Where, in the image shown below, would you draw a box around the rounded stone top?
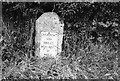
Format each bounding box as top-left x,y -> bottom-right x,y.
36,12 -> 64,34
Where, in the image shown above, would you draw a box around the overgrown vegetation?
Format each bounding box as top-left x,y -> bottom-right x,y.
1,2 -> 120,80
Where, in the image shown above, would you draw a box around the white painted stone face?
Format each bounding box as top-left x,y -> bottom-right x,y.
36,12 -> 64,58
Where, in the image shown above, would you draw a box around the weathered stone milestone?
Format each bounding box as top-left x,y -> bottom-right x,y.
36,12 -> 64,58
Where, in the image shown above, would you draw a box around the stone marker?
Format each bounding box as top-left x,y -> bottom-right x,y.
35,12 -> 64,58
